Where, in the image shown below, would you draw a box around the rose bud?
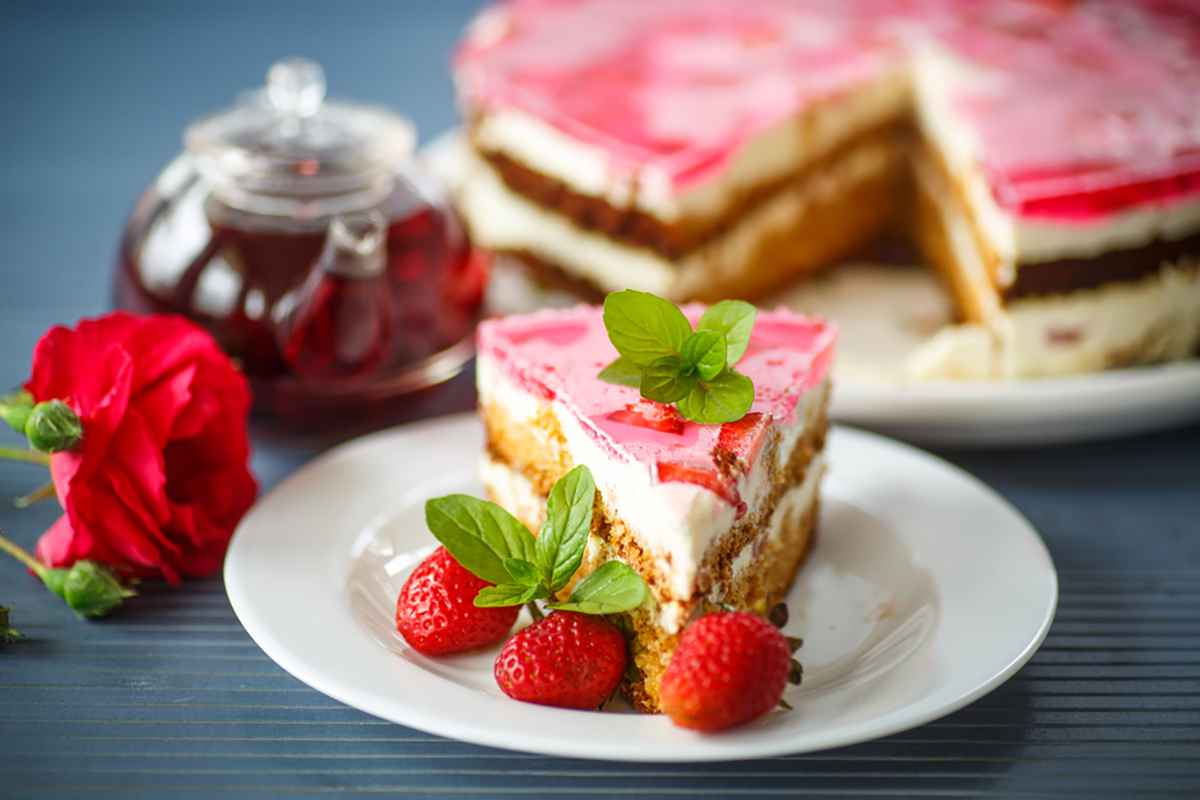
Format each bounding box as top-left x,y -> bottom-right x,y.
24,400 -> 83,453
0,389 -> 34,433
40,561 -> 135,619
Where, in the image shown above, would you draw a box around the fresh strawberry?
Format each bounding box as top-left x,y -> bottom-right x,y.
656,460 -> 744,514
607,399 -> 686,434
494,611 -> 627,709
396,546 -> 520,656
715,412 -> 770,473
660,611 -> 794,731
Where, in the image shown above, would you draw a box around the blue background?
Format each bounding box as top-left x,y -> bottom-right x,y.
1,2 -> 1198,797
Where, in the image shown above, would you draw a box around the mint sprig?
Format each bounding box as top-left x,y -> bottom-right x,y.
424,466 -> 647,616
598,291 -> 757,425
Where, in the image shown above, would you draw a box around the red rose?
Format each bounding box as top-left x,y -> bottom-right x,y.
26,313 -> 257,583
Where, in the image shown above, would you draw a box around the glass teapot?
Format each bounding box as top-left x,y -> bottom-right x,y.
114,58 -> 487,422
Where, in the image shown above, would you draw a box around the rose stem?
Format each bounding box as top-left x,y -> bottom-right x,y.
525,601 -> 544,622
14,482 -> 55,509
0,531 -> 45,576
0,447 -> 51,467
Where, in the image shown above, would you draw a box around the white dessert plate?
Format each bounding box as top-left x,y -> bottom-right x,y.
423,130 -> 1200,447
226,413 -> 1057,762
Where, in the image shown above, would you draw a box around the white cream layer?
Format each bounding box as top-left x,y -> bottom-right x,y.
480,451 -> 827,634
459,141 -> 898,300
471,68 -> 908,224
476,351 -> 828,617
913,47 -> 1200,272
908,260 -> 1200,380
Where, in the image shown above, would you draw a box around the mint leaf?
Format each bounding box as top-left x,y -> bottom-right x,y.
681,330 -> 727,381
425,495 -> 538,585
503,557 -> 542,587
597,356 -> 642,388
536,465 -> 596,592
640,355 -> 696,403
602,290 -> 691,367
698,300 -> 757,365
549,561 -> 648,615
676,369 -> 754,424
475,583 -> 545,608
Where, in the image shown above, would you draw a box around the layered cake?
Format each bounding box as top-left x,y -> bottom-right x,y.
477,305 -> 834,710
454,0 -> 1200,379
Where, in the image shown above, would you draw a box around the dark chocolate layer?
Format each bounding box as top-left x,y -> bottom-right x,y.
1006,232 -> 1200,300
472,123 -> 902,260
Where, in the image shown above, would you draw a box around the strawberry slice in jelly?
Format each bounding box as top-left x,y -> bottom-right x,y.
656,461 -> 745,517
715,412 -> 771,473
607,399 -> 686,435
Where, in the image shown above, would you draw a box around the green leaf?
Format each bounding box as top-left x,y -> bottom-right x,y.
425,495 -> 538,585
503,558 -> 542,587
597,356 -> 643,388
640,355 -> 697,403
549,561 -> 648,615
602,290 -> 692,367
698,300 -> 757,365
475,583 -> 545,608
676,369 -> 755,424
680,330 -> 727,381
536,465 -> 596,592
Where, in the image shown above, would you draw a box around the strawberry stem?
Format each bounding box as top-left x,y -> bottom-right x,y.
525,601 -> 544,622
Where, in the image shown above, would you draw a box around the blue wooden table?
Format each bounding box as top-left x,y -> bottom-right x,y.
2,3 -> 1199,797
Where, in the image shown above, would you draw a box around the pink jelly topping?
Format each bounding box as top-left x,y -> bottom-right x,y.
477,305 -> 835,507
456,0 -> 901,189
937,0 -> 1200,220
457,0 -> 1200,222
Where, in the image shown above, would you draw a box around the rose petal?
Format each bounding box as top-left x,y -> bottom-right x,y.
36,514 -> 86,569
105,407 -> 170,525
133,363 -> 198,448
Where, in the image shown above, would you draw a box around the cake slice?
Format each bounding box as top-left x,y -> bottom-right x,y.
476,303 -> 834,711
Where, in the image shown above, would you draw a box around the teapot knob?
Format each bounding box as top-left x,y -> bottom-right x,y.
267,57 -> 326,119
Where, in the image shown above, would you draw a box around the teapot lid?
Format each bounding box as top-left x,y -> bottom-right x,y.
185,58 -> 416,216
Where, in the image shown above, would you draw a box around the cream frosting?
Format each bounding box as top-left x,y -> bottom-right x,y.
476,305 -> 834,607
